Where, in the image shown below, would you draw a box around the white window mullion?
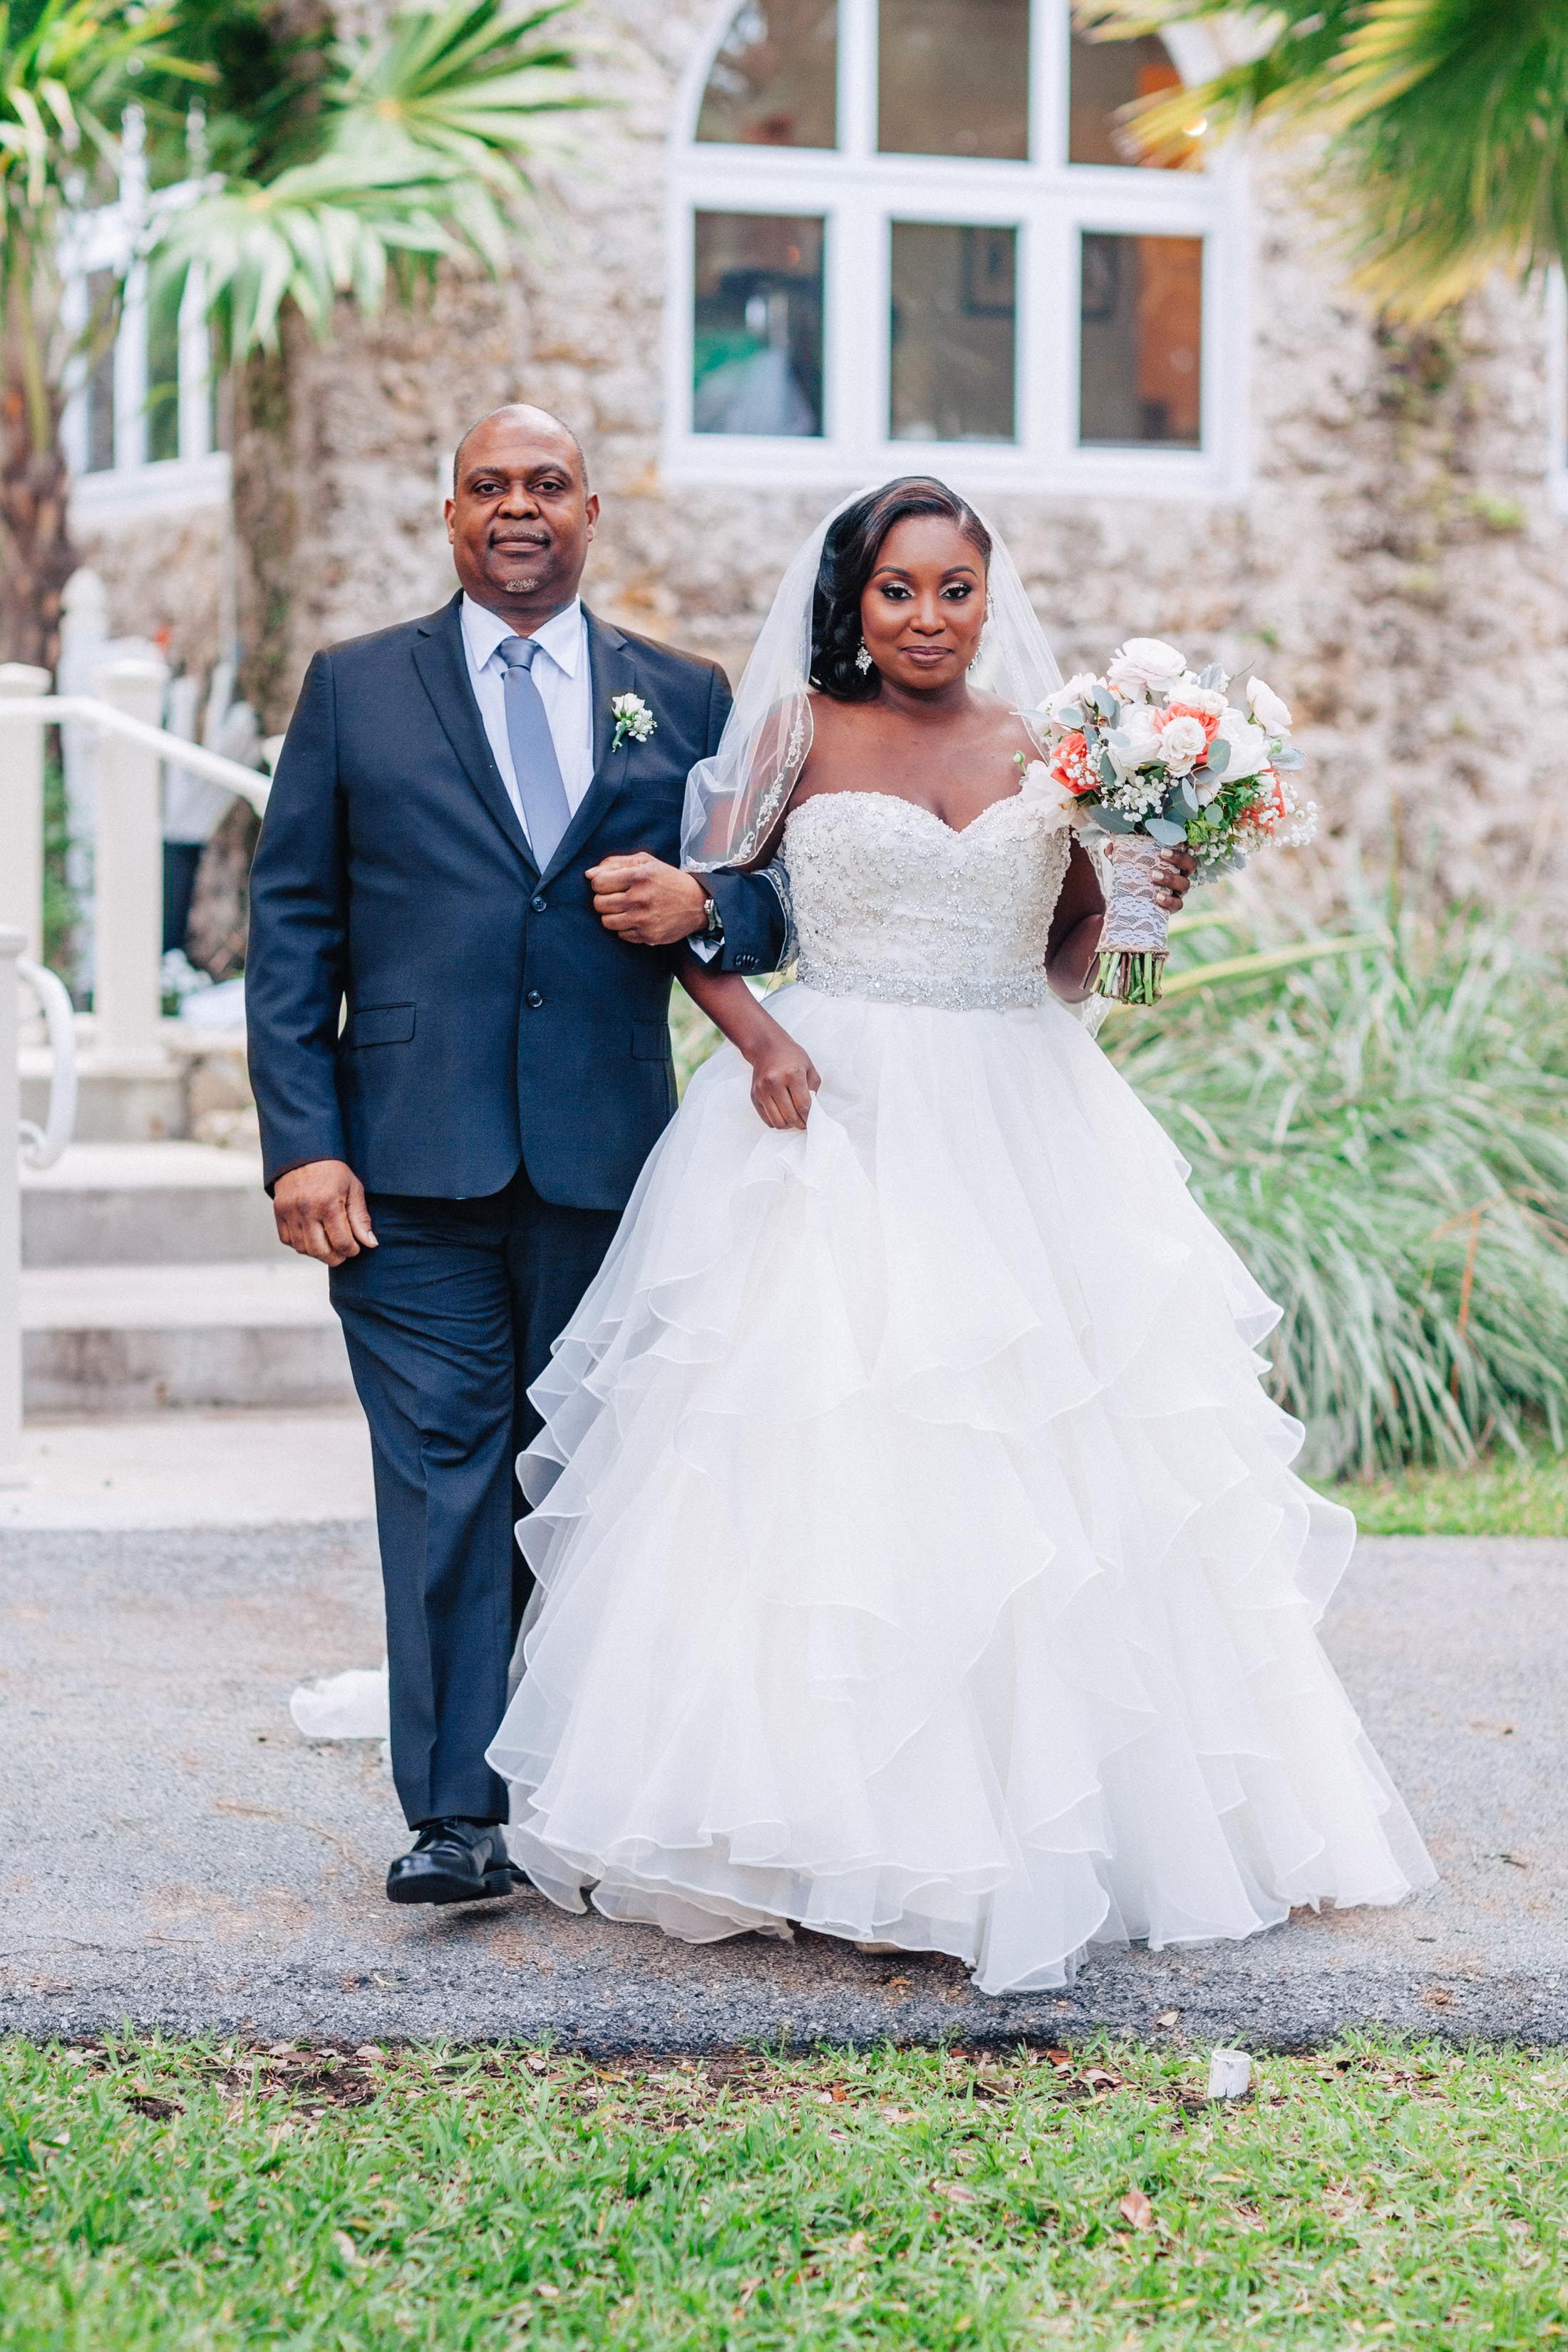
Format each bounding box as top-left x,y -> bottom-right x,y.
1035,200 -> 1074,473
1036,0 -> 1068,169
113,259 -> 148,472
58,272 -> 91,475
177,263 -> 211,462
840,0 -> 877,160
832,196 -> 883,461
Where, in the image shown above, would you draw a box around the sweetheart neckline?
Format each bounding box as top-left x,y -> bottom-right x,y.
786,787 -> 1028,842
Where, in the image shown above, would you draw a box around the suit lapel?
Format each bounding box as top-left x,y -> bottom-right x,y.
410,594 -> 537,875
536,609 -> 639,888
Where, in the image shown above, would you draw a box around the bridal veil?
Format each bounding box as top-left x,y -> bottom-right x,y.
681,483 -> 1065,872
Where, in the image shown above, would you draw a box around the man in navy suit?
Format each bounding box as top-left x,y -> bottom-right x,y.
247,405 -> 790,1904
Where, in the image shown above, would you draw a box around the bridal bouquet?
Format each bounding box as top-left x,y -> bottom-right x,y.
1030,636 -> 1316,1005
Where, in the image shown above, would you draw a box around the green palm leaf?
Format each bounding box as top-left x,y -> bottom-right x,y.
150,0 -> 590,359
1076,0 -> 1568,319
1112,915 -> 1568,1472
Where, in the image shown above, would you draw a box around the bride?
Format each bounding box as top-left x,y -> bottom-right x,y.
483,478 -> 1434,1994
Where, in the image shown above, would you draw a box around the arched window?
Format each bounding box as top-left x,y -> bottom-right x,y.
669,0 -> 1242,493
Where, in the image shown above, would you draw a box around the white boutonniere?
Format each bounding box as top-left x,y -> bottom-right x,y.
610,692 -> 656,753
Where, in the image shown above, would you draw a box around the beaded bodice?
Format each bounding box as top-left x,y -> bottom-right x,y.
784,788 -> 1070,1012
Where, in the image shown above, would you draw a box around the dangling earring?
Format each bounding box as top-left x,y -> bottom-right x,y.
855,641 -> 873,674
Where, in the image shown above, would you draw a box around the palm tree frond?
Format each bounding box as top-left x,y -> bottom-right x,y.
1085,0 -> 1568,317
150,0 -> 590,359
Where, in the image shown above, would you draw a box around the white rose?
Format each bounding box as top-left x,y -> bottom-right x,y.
1018,758 -> 1077,830
1246,675 -> 1293,734
1106,636 -> 1186,702
1039,672 -> 1099,728
1156,712 -> 1210,775
1175,679 -> 1227,718
1212,708 -> 1271,780
1105,704 -> 1163,778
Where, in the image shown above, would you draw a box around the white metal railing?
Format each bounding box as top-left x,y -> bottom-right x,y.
1,935 -> 78,1485
0,661 -> 269,1064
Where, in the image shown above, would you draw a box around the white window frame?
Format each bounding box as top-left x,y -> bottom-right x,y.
665,0 -> 1247,498
1547,269 -> 1568,517
59,119 -> 229,526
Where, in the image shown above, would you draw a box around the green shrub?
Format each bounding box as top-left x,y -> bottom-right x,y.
1113,914 -> 1568,1475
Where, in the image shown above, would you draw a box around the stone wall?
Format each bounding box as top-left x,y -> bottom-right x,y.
118,0 -> 1568,927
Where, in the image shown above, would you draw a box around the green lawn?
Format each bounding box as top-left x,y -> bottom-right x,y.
1334,1443 -> 1568,1537
4,2037 -> 1567,2348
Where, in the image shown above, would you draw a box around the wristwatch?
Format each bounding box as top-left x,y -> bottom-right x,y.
701,893 -> 724,943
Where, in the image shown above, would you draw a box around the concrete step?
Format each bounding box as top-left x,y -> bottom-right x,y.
20,1022 -> 252,1143
21,1259 -> 354,1415
21,1142 -> 279,1267
1,1408 -> 375,1530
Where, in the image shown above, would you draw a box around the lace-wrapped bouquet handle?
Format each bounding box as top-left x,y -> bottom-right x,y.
1023,638 -> 1316,1006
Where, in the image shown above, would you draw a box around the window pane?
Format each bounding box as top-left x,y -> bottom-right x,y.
878,0 -> 1028,160
1068,31 -> 1197,167
693,213 -> 825,436
147,277 -> 182,465
890,222 -> 1016,443
696,0 -> 837,147
84,270 -> 117,474
1079,232 -> 1201,448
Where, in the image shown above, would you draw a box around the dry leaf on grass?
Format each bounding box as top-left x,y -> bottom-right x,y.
1119,2189 -> 1155,2230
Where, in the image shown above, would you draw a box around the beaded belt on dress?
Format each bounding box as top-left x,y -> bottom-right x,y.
796,956 -> 1053,1012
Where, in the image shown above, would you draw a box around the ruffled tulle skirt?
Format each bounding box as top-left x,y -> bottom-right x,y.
485,981 -> 1433,1994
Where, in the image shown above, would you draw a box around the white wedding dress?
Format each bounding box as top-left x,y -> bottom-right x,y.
484,786 -> 1434,1993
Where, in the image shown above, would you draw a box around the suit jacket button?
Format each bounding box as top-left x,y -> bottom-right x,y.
736,955 -> 755,971
530,894 -> 547,914
525,988 -> 544,1010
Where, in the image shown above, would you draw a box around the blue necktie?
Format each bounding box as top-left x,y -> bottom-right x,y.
495,634 -> 572,868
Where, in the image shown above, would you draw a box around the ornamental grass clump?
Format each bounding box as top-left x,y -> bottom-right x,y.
1111,914 -> 1568,1476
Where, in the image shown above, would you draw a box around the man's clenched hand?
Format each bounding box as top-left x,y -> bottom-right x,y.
274,1159 -> 377,1267
587,852 -> 709,947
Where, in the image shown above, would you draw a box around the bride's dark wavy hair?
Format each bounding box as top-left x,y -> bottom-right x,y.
810,477 -> 993,702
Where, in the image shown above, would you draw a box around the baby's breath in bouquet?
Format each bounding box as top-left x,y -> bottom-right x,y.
1027,637 -> 1315,1005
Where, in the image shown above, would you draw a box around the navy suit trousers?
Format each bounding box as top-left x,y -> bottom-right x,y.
329,1168 -> 619,1826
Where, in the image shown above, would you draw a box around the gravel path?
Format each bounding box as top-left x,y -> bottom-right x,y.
4,1525 -> 1563,2050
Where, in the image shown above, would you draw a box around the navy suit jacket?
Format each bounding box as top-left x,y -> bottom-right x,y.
246,593 -> 788,1209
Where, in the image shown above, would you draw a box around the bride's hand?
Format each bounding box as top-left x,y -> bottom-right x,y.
746,1030 -> 821,1129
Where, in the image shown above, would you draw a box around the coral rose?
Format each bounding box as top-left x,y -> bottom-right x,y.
1251,768 -> 1286,829
1161,701 -> 1221,745
1154,712 -> 1211,774
1048,731 -> 1098,797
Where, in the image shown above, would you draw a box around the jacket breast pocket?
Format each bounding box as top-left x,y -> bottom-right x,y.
346,1002 -> 416,1048
631,1020 -> 670,1063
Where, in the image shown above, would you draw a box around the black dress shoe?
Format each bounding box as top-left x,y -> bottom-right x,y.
386,1819 -> 524,1907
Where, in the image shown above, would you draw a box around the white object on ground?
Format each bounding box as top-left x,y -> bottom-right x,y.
177,976 -> 245,1030
1207,2049 -> 1253,2100
290,1665 -> 389,1741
